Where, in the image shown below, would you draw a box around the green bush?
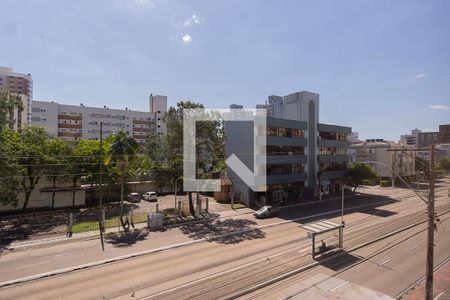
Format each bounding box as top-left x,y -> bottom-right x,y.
362,179 -> 374,186
380,180 -> 390,187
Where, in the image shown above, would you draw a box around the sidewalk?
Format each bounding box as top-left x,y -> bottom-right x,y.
403,258 -> 450,300
5,184 -> 448,252
4,207 -> 255,251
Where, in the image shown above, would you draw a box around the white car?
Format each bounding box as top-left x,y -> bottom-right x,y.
143,191 -> 158,201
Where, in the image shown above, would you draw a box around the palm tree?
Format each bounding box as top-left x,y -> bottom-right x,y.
107,131 -> 139,225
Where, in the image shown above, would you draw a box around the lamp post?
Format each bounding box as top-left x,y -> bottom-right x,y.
364,150 -> 436,300
341,184 -> 345,225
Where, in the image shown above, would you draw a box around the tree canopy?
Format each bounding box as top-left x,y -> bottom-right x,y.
345,162 -> 377,193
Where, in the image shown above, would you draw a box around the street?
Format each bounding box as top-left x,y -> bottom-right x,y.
0,185 -> 449,299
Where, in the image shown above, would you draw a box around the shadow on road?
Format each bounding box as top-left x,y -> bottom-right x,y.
105,229 -> 150,247
317,250 -> 362,271
178,215 -> 265,244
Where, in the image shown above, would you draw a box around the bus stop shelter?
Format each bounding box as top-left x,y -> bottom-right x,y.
302,220 -> 344,259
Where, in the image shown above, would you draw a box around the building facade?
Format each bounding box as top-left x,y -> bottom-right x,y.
149,94 -> 167,136
439,124 -> 450,144
0,66 -> 33,129
349,139 -> 416,180
225,91 -> 351,207
31,95 -> 167,144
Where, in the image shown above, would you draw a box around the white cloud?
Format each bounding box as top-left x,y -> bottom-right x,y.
133,0 -> 154,6
414,73 -> 428,79
182,34 -> 192,43
184,14 -> 203,27
430,104 -> 449,110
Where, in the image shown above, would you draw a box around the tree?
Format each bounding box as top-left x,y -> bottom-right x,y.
47,139 -> 71,208
345,162 -> 377,194
0,89 -> 23,130
163,101 -> 226,216
10,126 -> 51,210
0,129 -> 20,206
438,157 -> 450,173
107,131 -> 139,226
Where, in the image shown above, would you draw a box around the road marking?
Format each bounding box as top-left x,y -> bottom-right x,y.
378,258 -> 391,266
410,244 -> 419,250
434,291 -> 444,300
15,261 -> 52,270
54,252 -> 71,257
329,280 -> 350,292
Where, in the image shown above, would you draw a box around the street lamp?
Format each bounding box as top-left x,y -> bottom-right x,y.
363,150 -> 436,300
341,184 -> 346,225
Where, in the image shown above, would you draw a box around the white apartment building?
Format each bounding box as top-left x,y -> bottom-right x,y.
0,66 -> 33,129
349,139 -> 416,179
31,95 -> 167,144
150,94 -> 167,136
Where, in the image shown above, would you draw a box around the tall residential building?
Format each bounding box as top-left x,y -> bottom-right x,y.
439,124 -> 450,143
31,95 -> 167,144
417,131 -> 439,148
225,91 -> 351,207
0,66 -> 33,129
349,139 -> 416,179
400,128 -> 421,146
149,94 -> 167,136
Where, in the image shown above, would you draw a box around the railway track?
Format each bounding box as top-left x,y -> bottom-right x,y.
138,203 -> 450,300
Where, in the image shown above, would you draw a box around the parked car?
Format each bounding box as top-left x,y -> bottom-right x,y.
143,191 -> 158,201
127,192 -> 141,203
253,206 -> 279,219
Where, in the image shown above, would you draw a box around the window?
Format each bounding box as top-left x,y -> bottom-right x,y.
267,145 -> 304,156
319,132 -> 347,141
267,163 -> 304,175
319,162 -> 347,172
319,147 -> 347,155
267,127 -> 304,138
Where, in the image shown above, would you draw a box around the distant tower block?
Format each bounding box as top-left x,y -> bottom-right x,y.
149,94 -> 168,136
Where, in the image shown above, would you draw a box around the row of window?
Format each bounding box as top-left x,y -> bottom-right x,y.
61,111 -> 82,116
319,147 -> 347,155
31,107 -> 46,113
60,120 -> 81,125
266,127 -> 305,138
266,163 -> 305,175
319,162 -> 347,172
319,132 -> 347,141
267,145 -> 305,156
31,116 -> 46,122
59,128 -> 82,133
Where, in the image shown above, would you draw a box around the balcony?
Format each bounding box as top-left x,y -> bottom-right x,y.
318,155 -> 349,163
58,132 -> 82,138
260,136 -> 307,147
58,123 -> 82,129
133,119 -> 152,125
267,173 -> 307,185
319,170 -> 347,180
257,155 -> 307,165
318,139 -> 350,148
133,127 -> 150,132
58,114 -> 82,121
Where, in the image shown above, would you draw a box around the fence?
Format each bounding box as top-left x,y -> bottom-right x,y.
0,194 -> 212,244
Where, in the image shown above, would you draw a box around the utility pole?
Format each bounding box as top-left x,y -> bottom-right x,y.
341,185 -> 345,225
99,122 -> 105,251
425,143 -> 435,300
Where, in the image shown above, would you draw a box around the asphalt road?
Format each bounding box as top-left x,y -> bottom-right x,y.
0,186 -> 448,299
242,213 -> 450,299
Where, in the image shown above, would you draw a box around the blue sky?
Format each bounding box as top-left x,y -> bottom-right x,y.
1,0 -> 449,140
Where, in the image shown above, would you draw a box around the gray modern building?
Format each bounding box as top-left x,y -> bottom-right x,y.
225,91 -> 351,207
